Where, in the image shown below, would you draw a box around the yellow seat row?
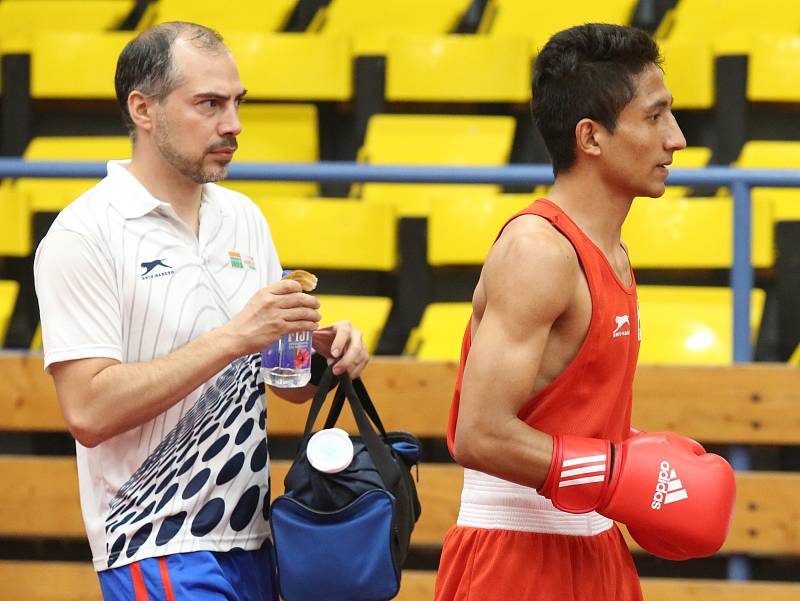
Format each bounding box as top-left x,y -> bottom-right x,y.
408,285 -> 766,366
356,114 -> 517,217
23,30 -> 800,107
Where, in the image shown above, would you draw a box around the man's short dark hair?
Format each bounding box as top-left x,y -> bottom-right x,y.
531,23 -> 662,175
114,21 -> 225,139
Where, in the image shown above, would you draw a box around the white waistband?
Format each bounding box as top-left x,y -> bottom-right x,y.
456,468 -> 613,537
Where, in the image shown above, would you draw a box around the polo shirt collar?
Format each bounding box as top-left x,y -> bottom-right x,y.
105,160 -> 226,222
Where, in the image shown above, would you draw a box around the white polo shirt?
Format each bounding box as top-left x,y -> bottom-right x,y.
34,160 -> 283,571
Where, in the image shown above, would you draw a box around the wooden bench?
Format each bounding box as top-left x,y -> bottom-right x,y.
2,355 -> 800,600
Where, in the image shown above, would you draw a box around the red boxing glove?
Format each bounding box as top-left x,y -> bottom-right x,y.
538,431 -> 735,560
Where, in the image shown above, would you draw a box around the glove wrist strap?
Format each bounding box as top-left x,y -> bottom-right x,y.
540,434 -> 614,514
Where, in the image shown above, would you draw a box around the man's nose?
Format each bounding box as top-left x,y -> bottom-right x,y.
667,113 -> 687,151
220,104 -> 242,137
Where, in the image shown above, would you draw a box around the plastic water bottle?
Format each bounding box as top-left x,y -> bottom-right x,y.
260,268 -> 317,388
261,330 -> 313,387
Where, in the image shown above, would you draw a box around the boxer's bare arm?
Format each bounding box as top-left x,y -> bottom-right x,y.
453,217 -> 579,488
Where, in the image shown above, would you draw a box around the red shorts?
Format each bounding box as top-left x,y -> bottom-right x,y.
434,524 -> 643,601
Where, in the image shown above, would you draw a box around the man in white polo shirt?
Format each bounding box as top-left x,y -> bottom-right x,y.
33,21 -> 369,600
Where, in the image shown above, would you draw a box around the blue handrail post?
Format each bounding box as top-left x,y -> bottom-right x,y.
728,179 -> 753,582
731,180 -> 753,363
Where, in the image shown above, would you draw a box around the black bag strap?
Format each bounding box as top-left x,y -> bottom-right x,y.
323,377 -> 387,436
300,363 -> 339,442
297,365 -> 400,490
337,373 -> 401,489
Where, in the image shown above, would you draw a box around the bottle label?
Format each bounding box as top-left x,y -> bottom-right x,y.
261,331 -> 312,370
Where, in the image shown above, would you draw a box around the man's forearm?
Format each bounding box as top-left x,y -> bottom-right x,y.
77,327 -> 241,445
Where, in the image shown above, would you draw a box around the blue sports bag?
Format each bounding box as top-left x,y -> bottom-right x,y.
270,368 -> 422,601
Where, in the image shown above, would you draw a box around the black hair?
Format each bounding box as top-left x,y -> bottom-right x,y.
114,21 -> 225,139
531,23 -> 661,175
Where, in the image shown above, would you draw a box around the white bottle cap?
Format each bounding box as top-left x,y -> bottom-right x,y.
307,428 -> 354,474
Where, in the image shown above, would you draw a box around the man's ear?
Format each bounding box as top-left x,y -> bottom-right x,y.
127,91 -> 155,135
575,118 -> 603,159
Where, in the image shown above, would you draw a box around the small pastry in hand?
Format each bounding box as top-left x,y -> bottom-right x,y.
282,269 -> 318,292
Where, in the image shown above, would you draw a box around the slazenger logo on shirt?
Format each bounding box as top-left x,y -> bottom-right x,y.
140,259 -> 175,280
612,314 -> 630,338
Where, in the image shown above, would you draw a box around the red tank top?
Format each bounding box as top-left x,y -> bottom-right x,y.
447,199 -> 640,454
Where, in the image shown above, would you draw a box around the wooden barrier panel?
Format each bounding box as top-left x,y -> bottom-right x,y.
4,455 -> 800,556
4,355 -> 800,444
1,562 -> 798,601
398,572 -> 800,601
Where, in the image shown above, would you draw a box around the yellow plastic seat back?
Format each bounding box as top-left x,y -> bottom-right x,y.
358,115 -> 516,217
227,33 -> 352,101
31,31 -> 134,99
748,34 -> 800,102
406,302 -> 472,361
222,104 -> 319,199
0,280 -> 20,346
314,0 -> 471,56
482,0 -> 637,48
658,0 -> 800,55
386,35 -> 531,103
0,183 -> 32,257
253,198 -> 397,271
0,0 -> 133,54
428,194 -> 533,266
637,285 -> 765,365
659,39 -> 714,110
662,147 -> 712,198
143,0 -> 296,35
623,196 -> 774,269
735,141 -> 800,222
17,136 -> 130,213
316,295 -> 392,353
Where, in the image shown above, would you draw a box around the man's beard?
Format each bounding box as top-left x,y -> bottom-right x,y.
153,113 -> 234,184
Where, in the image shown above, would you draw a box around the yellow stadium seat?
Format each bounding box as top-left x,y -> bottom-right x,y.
222,104 -> 319,199
407,287 -> 766,364
142,0 -> 297,35
312,0 -> 471,56
316,295 -> 392,353
662,147 -> 712,198
623,196 -> 774,269
253,198 -> 397,270
0,0 -> 133,54
386,35 -> 531,103
428,194 -> 532,266
406,302 -> 471,361
0,280 -> 20,346
357,115 -> 516,217
227,33 -> 352,101
657,0 -> 800,55
658,39 -> 714,110
0,183 -> 31,256
481,0 -> 637,48
637,285 -> 765,365
30,31 -> 135,99
16,136 -> 130,213
790,343 -> 800,366
748,34 -> 800,102
735,141 -> 800,222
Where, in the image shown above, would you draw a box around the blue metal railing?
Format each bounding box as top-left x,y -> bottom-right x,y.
4,158 -> 800,363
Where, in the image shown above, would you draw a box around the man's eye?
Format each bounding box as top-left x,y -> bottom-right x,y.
202,99 -> 217,109
651,113 -> 661,122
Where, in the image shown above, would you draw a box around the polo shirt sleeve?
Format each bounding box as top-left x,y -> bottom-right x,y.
34,229 -> 123,371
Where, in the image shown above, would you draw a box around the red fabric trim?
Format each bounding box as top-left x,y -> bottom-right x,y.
129,562 -> 150,601
158,556 -> 177,601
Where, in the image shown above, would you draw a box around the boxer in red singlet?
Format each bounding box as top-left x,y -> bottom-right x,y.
434,24 -> 689,601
